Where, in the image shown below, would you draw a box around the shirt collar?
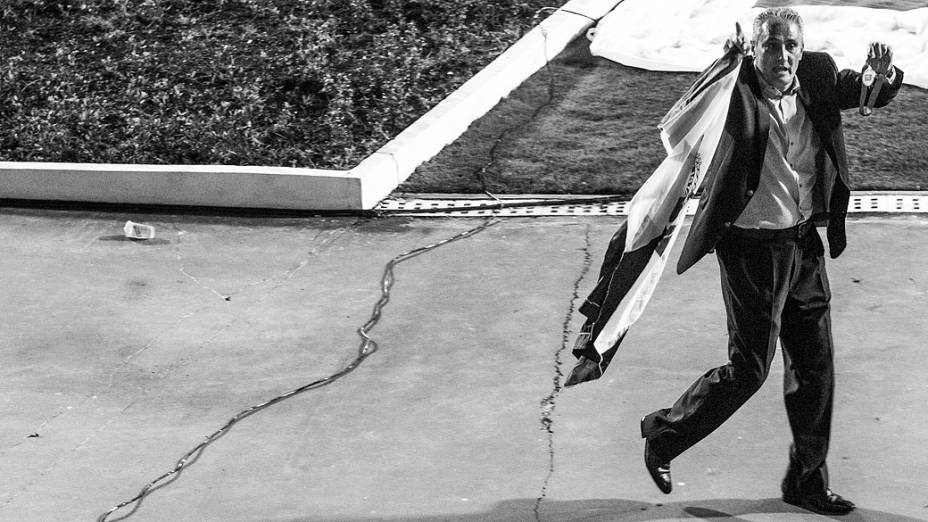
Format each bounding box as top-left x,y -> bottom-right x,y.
754,67 -> 800,100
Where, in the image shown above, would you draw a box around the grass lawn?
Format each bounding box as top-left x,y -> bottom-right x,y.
0,1 -> 556,169
399,37 -> 928,196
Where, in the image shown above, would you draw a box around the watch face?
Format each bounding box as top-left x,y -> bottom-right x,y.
862,66 -> 876,87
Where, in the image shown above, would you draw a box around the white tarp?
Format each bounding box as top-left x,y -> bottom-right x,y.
589,0 -> 928,88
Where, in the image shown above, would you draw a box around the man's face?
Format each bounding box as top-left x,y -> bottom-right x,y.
753,19 -> 803,91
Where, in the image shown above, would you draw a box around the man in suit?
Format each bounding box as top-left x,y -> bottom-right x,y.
638,7 -> 902,515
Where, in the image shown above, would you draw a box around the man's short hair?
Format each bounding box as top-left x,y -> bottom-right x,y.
752,7 -> 804,44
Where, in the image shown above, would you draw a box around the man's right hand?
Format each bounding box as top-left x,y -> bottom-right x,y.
724,22 -> 751,56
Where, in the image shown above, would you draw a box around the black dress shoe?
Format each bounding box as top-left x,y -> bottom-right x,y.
782,488 -> 855,515
643,439 -> 672,494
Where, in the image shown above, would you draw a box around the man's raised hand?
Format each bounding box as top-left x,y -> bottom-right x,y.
724,22 -> 751,55
866,42 -> 893,75
859,42 -> 894,115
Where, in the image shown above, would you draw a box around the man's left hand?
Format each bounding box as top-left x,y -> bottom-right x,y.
866,42 -> 894,75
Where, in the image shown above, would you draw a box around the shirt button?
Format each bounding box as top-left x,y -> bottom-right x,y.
723,221 -> 732,228
745,190 -> 754,197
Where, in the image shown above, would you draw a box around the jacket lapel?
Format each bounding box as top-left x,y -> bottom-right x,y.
797,68 -> 843,214
798,83 -> 839,168
743,59 -> 770,186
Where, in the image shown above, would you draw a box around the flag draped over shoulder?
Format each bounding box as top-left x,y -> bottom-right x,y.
566,48 -> 743,387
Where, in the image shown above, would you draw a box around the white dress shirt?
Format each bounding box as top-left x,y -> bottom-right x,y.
734,73 -> 823,229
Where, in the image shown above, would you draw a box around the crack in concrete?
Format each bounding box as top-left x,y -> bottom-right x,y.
190,221 -> 361,337
173,221 -> 358,302
534,224 -> 593,521
233,223 -> 358,295
174,229 -> 233,301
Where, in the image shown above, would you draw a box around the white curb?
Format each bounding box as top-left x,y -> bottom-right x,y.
0,162 -> 359,210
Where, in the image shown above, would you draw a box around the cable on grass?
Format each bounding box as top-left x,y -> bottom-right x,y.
533,6 -> 599,24
97,217 -> 500,522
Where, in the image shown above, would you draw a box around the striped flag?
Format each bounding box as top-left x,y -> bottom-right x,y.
566,48 -> 743,387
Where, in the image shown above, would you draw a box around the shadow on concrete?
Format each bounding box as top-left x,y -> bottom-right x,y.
280,497 -> 925,522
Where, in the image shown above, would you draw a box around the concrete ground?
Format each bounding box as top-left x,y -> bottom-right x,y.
1,207 -> 926,522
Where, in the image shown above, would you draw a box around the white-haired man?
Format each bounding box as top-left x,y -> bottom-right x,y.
639,7 -> 902,516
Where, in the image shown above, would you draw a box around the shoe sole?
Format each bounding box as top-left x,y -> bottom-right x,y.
782,495 -> 854,516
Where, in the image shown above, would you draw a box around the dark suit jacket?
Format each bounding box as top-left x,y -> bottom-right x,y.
676,52 -> 904,274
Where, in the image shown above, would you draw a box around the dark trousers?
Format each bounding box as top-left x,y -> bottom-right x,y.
642,225 -> 835,494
